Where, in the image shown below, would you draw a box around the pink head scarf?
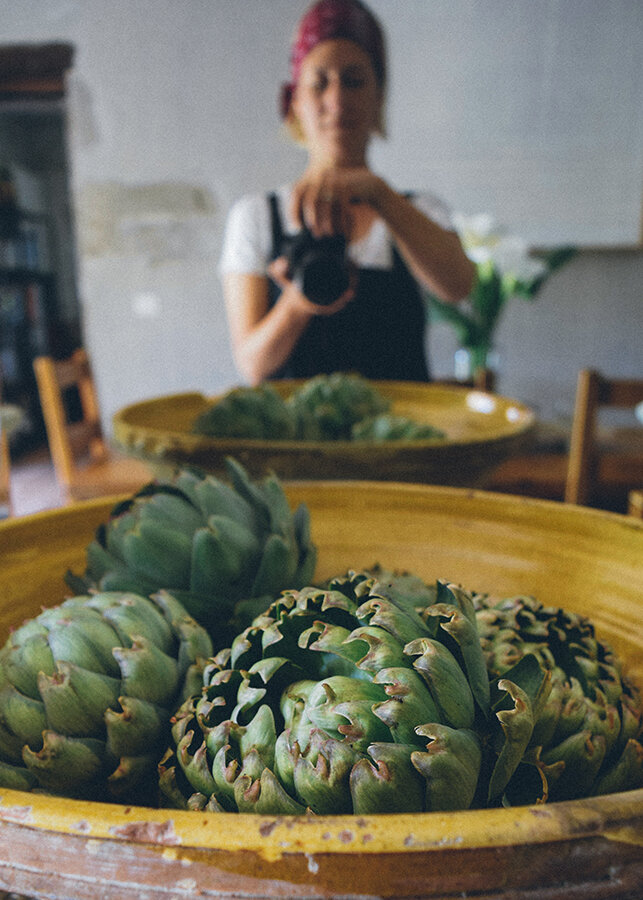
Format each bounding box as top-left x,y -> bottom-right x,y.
280,0 -> 386,119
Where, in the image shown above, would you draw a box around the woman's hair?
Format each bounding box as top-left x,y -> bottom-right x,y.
280,0 -> 387,139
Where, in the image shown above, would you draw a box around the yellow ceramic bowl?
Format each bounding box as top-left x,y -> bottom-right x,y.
112,380 -> 535,483
0,484 -> 641,899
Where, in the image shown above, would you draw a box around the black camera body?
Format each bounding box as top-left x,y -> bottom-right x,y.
283,228 -> 350,306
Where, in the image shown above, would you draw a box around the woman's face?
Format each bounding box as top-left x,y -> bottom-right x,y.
291,38 -> 382,166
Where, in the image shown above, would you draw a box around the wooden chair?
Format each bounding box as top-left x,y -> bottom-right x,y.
0,367 -> 12,518
564,369 -> 643,507
629,489 -> 643,518
483,368 -> 643,513
33,349 -> 154,503
0,418 -> 11,518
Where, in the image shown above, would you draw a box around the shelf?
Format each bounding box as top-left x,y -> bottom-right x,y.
0,268 -> 53,285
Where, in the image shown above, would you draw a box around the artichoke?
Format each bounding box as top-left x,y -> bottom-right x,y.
188,374 -> 446,444
0,590 -> 212,801
287,372 -> 391,440
351,414 -> 446,442
192,384 -> 297,439
158,571 -> 567,814
475,594 -> 643,803
66,458 -> 317,640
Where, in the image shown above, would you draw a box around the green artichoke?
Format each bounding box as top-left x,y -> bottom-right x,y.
192,384 -> 297,439
188,374 -> 446,444
0,590 -> 212,801
475,594 -> 643,803
66,458 -> 317,640
351,414 -> 446,442
158,571 -> 565,814
287,372 -> 391,440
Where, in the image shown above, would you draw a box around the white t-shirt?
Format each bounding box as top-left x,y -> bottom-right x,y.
219,184 -> 454,276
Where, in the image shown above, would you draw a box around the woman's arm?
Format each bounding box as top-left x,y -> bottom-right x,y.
223,262 -> 354,385
374,183 -> 475,301
289,168 -> 475,302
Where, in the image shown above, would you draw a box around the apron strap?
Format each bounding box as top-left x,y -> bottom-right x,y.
268,192 -> 284,261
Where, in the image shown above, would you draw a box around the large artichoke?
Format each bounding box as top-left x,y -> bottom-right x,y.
67,458 -> 317,640
475,593 -> 643,803
158,571 -> 574,814
192,383 -> 297,439
287,372 -> 391,440
0,590 -> 212,802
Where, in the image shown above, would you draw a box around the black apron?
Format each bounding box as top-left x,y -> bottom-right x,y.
267,192 -> 430,382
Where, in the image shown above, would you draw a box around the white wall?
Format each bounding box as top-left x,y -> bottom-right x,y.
1,0 -> 641,431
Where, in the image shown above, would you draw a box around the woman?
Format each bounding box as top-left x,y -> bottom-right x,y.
220,0 -> 474,385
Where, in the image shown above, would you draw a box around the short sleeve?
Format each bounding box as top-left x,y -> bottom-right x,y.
218,193 -> 272,276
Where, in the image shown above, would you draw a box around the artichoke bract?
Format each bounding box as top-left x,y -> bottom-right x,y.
192,384 -> 297,440
0,590 -> 213,801
475,594 -> 643,803
287,372 -> 390,440
66,458 -> 317,640
159,571 -> 570,814
351,414 -> 446,442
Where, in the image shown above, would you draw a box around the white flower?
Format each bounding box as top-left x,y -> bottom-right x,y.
453,213 -> 547,284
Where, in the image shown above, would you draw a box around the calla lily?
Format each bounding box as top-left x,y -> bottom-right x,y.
429,213 -> 576,379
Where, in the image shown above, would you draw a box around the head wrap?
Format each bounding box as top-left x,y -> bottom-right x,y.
280,0 -> 386,119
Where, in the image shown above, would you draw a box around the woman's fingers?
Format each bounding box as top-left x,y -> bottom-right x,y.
291,177 -> 351,237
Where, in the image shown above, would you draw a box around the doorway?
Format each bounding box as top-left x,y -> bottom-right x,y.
0,43 -> 81,456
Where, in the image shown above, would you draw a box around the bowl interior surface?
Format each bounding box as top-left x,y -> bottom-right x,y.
0,482 -> 641,873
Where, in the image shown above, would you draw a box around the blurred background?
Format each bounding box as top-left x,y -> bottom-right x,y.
0,0 -> 641,455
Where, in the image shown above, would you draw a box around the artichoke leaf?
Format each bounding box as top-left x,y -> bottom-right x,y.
357,594 -> 430,647
22,730 -> 107,797
234,767 -> 306,814
176,730 -> 217,798
542,731 -> 607,801
0,759 -> 38,792
86,592 -> 174,655
37,661 -> 120,737
121,520 -> 193,588
351,742 -> 425,813
592,737 -> 643,796
112,637 -> 179,705
0,633 -> 55,700
293,732 -> 356,814
0,683 -> 47,762
406,637 -> 475,729
412,723 -> 481,811
487,677 -> 536,803
373,666 -> 441,745
105,694 -> 169,757
251,534 -> 299,598
424,600 -> 490,715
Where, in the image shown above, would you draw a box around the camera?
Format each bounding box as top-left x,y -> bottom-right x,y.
283,227 -> 350,306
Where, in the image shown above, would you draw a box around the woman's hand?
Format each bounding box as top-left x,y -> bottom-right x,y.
289,166 -> 385,236
268,255 -> 356,315
292,166 -> 474,302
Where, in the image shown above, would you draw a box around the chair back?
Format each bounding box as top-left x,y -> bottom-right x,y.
565,369 -> 643,505
0,411 -> 11,519
0,364 -> 11,517
33,349 -> 109,494
629,489 -> 643,519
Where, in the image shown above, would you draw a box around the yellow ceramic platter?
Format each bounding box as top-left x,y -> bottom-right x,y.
112,380 -> 535,483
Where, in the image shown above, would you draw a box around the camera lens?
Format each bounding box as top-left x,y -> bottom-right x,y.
287,230 -> 349,306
